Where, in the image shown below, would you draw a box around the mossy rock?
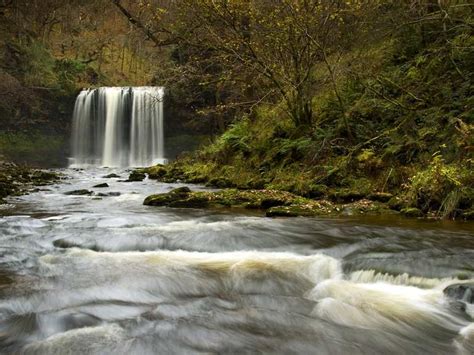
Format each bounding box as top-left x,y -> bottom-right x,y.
127,171 -> 146,182
401,207 -> 423,218
143,186 -> 192,206
168,195 -> 210,208
147,166 -> 168,180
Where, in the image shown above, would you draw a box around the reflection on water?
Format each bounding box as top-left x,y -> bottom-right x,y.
0,168 -> 473,354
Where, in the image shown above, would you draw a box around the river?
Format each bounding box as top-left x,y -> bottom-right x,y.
0,168 -> 473,354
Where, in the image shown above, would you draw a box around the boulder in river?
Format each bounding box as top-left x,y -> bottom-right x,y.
443,283 -> 474,304
102,173 -> 120,178
126,171 -> 146,182
93,183 -> 109,188
144,187 -> 192,206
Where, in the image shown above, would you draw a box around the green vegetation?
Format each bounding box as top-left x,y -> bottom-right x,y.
136,0 -> 473,220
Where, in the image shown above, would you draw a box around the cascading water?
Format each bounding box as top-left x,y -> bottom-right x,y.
70,87 -> 165,167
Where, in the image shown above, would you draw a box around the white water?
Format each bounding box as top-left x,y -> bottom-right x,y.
70,87 -> 165,168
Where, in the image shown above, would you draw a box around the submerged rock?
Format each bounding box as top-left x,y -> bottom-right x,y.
97,192 -> 121,197
64,189 -> 94,196
444,283 -> 474,304
93,183 -> 109,188
102,173 -> 120,178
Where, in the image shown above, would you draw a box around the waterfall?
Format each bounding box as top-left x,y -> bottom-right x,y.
70,87 -> 166,168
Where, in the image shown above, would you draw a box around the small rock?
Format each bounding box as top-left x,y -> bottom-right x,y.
64,189 -> 94,196
93,183 -> 109,188
97,192 -> 121,197
103,173 -> 120,178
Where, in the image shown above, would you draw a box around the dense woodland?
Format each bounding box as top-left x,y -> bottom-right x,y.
0,0 -> 473,218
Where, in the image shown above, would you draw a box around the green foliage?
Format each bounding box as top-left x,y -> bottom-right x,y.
405,154 -> 473,218
218,119 -> 251,152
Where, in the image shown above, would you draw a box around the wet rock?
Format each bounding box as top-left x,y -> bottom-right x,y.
443,283 -> 474,304
401,207 -> 423,218
102,173 -> 120,178
127,171 -> 146,182
64,189 -> 94,196
93,183 -> 109,188
97,192 -> 121,197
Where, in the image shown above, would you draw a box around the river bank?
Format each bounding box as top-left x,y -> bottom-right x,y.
134,164 -> 474,221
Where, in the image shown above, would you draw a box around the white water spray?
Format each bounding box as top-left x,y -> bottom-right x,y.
70,87 -> 165,167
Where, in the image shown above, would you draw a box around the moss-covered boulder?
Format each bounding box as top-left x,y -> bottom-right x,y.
144,186 -> 192,206
127,171 -> 146,182
146,165 -> 168,180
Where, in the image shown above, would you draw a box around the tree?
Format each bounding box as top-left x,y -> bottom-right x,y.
160,0 -> 375,130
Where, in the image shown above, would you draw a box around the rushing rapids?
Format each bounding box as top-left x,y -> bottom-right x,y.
70,87 -> 165,168
0,168 -> 473,354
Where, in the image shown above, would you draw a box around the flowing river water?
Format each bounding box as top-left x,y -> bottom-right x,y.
0,168 -> 473,354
